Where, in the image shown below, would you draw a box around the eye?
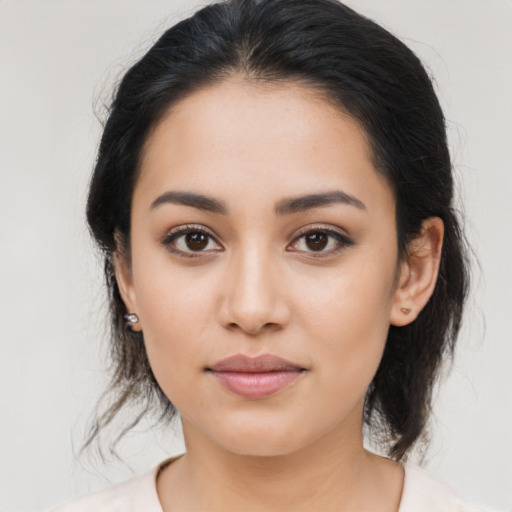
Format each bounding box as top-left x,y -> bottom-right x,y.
287,226 -> 354,257
161,225 -> 222,258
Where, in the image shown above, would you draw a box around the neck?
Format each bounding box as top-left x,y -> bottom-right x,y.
157,412 -> 404,511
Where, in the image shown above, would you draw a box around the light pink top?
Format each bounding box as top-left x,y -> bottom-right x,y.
50,455 -> 493,511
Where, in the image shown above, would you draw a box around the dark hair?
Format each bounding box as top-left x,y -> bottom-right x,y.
84,0 -> 469,461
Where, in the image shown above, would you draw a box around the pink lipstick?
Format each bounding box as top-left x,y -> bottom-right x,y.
207,354 -> 306,399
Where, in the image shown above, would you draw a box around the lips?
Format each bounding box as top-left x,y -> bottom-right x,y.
207,354 -> 306,399
208,353 -> 305,373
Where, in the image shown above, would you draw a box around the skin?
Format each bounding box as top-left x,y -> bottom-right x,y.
115,76 -> 444,511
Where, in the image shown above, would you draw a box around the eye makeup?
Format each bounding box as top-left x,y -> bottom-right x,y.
160,223 -> 355,259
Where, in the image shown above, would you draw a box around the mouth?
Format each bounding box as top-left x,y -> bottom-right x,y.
206,353 -> 307,399
207,353 -> 306,373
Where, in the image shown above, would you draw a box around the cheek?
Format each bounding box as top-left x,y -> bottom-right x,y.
297,252 -> 396,340
132,235 -> 215,337
294,253 -> 396,396
129,256 -> 212,390
136,280 -> 211,352
130,259 -> 241,423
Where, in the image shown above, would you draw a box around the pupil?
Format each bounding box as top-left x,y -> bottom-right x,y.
186,232 -> 208,250
306,232 -> 328,251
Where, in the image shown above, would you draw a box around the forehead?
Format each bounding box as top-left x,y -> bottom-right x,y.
141,76 -> 369,166
135,77 -> 395,217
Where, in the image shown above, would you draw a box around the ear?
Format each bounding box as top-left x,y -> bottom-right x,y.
112,231 -> 142,332
390,217 -> 444,327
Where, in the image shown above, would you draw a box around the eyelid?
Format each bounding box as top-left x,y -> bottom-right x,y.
287,224 -> 355,257
161,223 -> 355,259
161,224 -> 223,258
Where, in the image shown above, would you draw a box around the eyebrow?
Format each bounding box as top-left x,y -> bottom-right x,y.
275,190 -> 366,215
150,190 -> 366,215
151,191 -> 228,214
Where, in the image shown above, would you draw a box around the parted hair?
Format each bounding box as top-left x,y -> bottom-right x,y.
84,0 -> 469,461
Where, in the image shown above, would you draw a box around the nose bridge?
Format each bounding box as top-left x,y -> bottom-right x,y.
230,240 -> 276,309
220,238 -> 288,334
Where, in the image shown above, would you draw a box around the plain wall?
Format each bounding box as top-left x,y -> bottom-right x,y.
1,1 -> 511,510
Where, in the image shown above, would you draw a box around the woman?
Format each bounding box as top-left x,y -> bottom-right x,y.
51,0 -> 490,510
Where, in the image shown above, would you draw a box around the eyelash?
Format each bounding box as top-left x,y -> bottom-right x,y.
289,225 -> 355,257
161,224 -> 355,259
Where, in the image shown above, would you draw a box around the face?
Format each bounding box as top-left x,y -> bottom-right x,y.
117,77 -> 407,457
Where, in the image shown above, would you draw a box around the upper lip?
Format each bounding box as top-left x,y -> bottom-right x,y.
208,354 -> 305,373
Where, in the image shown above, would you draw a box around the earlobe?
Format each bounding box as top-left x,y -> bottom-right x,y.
390,217 -> 444,327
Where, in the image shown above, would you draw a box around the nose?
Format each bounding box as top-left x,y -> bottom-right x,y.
217,243 -> 291,336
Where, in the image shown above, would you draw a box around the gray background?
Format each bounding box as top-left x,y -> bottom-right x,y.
1,1 -> 511,510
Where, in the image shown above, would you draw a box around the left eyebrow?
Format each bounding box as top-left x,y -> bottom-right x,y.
275,190 -> 366,215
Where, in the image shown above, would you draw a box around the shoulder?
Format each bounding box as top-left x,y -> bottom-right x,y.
400,463 -> 494,512
48,465 -> 164,512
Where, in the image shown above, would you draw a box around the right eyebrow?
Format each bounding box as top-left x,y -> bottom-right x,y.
150,191 -> 228,215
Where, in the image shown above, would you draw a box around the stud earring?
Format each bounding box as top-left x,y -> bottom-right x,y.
124,313 -> 140,331
400,307 -> 412,315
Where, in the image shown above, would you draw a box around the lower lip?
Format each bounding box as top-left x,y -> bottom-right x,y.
209,370 -> 304,399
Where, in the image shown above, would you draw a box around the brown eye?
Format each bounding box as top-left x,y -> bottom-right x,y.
162,225 -> 222,258
305,232 -> 328,251
288,227 -> 355,257
185,232 -> 209,250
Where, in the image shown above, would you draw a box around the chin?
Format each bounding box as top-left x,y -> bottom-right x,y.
212,421 -> 309,458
